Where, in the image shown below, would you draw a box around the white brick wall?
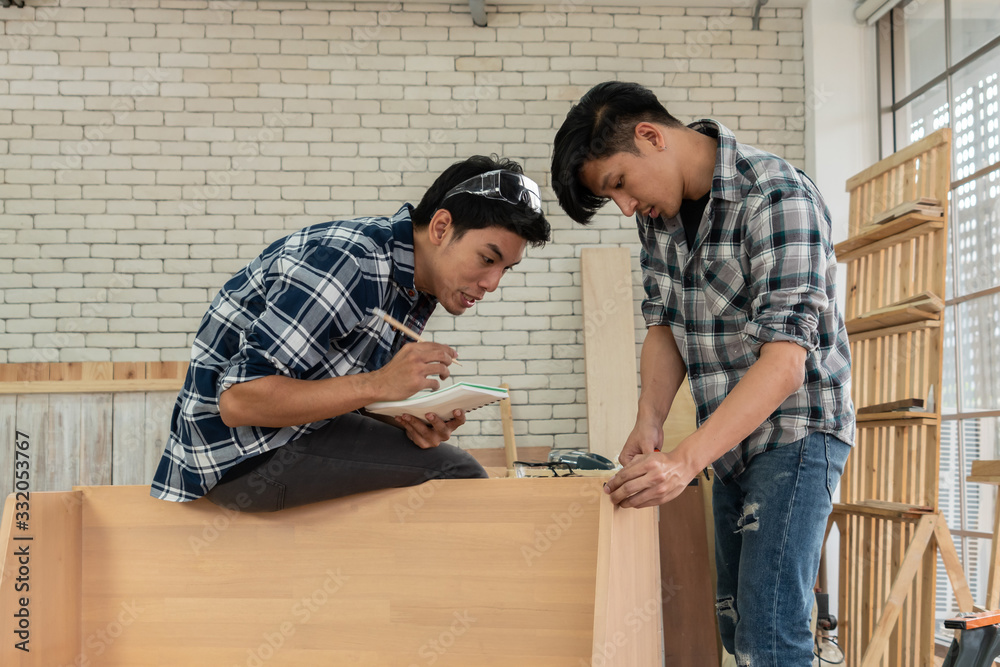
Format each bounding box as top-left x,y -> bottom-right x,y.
0,0 -> 807,449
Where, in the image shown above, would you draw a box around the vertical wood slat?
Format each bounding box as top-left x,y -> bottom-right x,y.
112,393 -> 147,486
0,397 -> 15,501
42,394 -> 82,492
80,393 -> 114,486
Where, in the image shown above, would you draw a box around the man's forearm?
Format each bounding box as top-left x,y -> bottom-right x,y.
219,373 -> 382,428
635,325 -> 688,427
674,340 -> 807,471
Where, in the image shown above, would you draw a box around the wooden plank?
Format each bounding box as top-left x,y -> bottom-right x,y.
845,307 -> 939,335
859,514 -> 937,667
593,498 -> 661,666
833,501 -> 933,520
80,393 -> 113,486
848,318 -> 939,343
113,362 -> 146,380
0,378 -> 185,395
855,414 -> 938,426
499,383 -> 517,476
16,479 -> 656,666
933,514 -> 973,612
0,491 -> 83,667
870,198 -> 942,226
41,394 -> 81,493
17,396 -> 49,494
143,392 -> 176,484
581,248 -> 639,462
845,128 -> 950,191
856,398 -> 925,415
968,459 -> 1000,485
658,483 -> 719,665
0,397 -> 15,501
111,393 -> 147,486
835,217 -> 945,262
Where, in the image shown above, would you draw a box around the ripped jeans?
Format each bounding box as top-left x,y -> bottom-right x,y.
712,431 -> 851,667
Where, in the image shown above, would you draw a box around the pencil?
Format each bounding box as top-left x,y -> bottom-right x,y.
373,308 -> 463,367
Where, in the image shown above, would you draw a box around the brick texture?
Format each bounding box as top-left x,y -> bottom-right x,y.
0,0 -> 805,449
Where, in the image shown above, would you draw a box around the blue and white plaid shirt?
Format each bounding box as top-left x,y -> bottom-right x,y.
639,120 -> 855,483
151,205 -> 437,502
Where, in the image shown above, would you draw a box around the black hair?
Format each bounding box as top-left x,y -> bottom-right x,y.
412,155 -> 551,248
551,81 -> 684,225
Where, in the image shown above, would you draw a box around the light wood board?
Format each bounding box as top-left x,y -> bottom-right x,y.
581,247 -> 639,462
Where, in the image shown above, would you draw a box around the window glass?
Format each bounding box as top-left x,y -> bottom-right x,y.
942,304 -> 957,412
957,294 -> 1000,411
951,0 -> 1000,64
894,80 -> 949,151
953,165 -> 1000,296
895,0 -> 947,101
951,46 -> 1000,181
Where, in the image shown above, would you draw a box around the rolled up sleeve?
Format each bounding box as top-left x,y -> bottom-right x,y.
743,188 -> 831,356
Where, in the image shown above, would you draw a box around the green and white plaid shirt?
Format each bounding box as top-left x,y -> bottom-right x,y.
638,120 -> 855,483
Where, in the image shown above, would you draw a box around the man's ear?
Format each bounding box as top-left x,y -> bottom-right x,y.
427,208 -> 453,247
634,121 -> 666,151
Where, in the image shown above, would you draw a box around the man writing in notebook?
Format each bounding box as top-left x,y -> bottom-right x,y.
550,82 -> 855,666
151,156 -> 550,512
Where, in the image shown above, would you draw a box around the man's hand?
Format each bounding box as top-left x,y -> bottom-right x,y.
370,341 -> 459,401
396,409 -> 466,449
604,447 -> 699,509
618,419 -> 665,466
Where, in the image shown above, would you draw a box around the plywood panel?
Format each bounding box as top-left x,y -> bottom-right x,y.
0,491 -> 82,667
581,247 -> 639,461
61,480 -> 637,667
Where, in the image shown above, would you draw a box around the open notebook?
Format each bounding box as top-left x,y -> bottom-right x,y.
366,382 -> 508,423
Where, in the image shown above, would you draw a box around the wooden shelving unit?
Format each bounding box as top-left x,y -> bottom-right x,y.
830,128 -> 974,667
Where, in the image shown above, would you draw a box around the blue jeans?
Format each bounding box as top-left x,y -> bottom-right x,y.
713,432 -> 851,667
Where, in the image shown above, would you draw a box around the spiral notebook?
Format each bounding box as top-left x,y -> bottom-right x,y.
366,382 -> 508,423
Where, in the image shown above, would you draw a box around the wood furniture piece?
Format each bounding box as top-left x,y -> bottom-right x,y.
830,127 -> 973,666
0,479 -> 659,666
582,247 -> 719,665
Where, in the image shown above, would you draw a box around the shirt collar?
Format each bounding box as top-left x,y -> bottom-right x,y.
389,204 -> 419,296
687,118 -> 742,204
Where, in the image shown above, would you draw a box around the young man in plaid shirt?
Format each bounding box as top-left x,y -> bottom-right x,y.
152,156 -> 549,512
552,81 -> 855,667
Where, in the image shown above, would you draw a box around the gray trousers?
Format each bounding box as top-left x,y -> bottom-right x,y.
205,411 -> 488,512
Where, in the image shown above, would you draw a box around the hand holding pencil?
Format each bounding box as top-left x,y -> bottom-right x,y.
373,308 -> 463,367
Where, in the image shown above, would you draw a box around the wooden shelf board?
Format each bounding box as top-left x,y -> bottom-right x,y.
0,379 -> 184,395
855,412 -> 939,426
846,308 -> 941,335
835,214 -> 944,261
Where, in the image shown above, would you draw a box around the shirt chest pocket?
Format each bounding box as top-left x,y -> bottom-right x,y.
702,258 -> 751,319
